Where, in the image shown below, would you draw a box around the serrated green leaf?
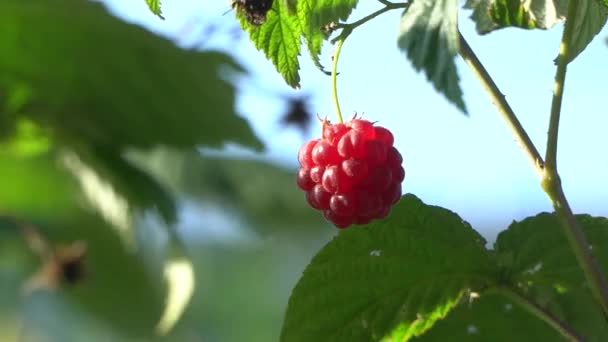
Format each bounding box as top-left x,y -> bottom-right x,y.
0,0 -> 262,151
240,0 -> 360,85
494,213 -> 608,340
240,0 -> 303,88
144,0 -> 164,19
298,0 -> 359,73
280,194 -> 494,342
415,293 -> 562,341
398,0 -> 467,114
464,0 -> 607,63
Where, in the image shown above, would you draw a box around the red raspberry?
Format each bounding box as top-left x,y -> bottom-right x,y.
296,117 -> 405,229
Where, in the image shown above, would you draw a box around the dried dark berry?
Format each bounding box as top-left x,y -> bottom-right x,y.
232,0 -> 274,26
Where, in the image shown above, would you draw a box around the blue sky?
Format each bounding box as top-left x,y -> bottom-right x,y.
102,0 -> 608,242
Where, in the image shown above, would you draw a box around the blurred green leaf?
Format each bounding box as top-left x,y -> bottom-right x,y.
281,194 -> 494,341
398,0 -> 467,113
0,0 -> 262,151
494,213 -> 608,340
129,149 -> 330,234
62,146 -> 177,226
0,153 -> 80,219
144,0 -> 164,19
58,213 -> 165,339
285,0 -> 298,14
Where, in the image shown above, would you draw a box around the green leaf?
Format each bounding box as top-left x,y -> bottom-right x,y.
240,0 -> 303,88
62,146 -> 177,226
494,213 -> 608,340
280,194 -> 494,341
297,0 -> 359,73
463,0 -> 566,33
0,153 -> 81,219
415,293 -> 562,341
31,213 -> 165,339
240,0 -> 360,85
144,0 -> 164,19
285,0 -> 298,14
128,149 -> 331,234
0,0 -> 262,151
398,0 -> 467,114
566,1 -> 608,63
464,0 -> 607,63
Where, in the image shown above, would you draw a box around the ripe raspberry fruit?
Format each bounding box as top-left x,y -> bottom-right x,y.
297,117 -> 405,228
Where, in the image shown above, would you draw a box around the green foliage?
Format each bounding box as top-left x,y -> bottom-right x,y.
494,213 -> 608,340
464,0 -> 607,63
0,0 -> 261,151
0,153 -> 80,219
60,214 -> 166,339
145,0 -> 164,19
415,293 -> 562,341
0,0 -> 263,223
64,146 -> 177,224
281,194 -> 494,342
0,155 -> 165,339
240,1 -> 303,87
566,1 -> 608,63
398,0 -> 467,114
297,0 -> 359,73
463,0 -> 566,33
129,149 -> 331,234
238,0 -> 360,87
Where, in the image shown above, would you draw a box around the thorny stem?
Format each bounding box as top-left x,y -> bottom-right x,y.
331,38 -> 345,123
457,32 -> 544,176
497,287 -> 583,341
541,0 -> 608,319
459,16 -> 608,320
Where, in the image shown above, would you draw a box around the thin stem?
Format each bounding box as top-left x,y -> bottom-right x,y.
328,0 -> 408,123
460,25 -> 608,319
332,1 -> 408,44
497,287 -> 583,341
547,180 -> 608,319
546,0 -> 578,170
331,38 -> 345,123
457,32 -> 544,176
540,0 -> 608,319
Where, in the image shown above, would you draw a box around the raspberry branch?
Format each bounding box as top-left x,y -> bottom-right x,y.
459,22 -> 608,320
542,0 -> 608,320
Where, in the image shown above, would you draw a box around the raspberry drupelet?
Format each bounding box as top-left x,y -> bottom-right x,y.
297,116 -> 404,228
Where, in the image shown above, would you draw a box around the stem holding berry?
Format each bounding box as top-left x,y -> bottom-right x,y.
331,38 -> 345,124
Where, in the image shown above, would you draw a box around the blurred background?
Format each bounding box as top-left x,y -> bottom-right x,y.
1,0 -> 608,341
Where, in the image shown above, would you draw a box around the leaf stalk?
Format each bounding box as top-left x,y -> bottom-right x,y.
497,287 -> 583,341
